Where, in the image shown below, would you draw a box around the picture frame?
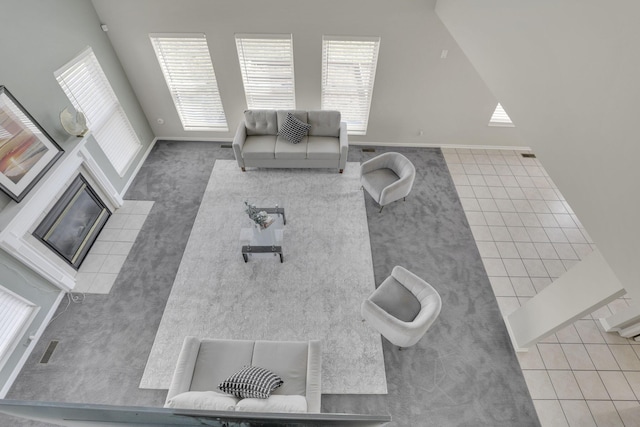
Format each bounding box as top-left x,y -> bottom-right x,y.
0,86 -> 64,202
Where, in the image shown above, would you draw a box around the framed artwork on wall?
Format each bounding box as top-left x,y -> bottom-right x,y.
0,86 -> 64,202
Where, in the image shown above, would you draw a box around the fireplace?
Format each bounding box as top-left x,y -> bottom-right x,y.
33,175 -> 111,270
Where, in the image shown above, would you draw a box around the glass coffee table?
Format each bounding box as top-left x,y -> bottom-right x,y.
240,202 -> 285,263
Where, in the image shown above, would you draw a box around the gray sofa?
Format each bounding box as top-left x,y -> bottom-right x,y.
232,110 -> 348,173
165,337 -> 322,413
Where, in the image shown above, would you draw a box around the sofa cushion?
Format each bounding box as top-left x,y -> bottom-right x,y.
306,136 -> 340,161
252,340 -> 308,396
275,135 -> 308,159
308,111 -> 341,137
276,110 -> 308,134
219,365 -> 283,399
278,113 -> 311,144
164,391 -> 239,411
236,395 -> 308,413
245,110 -> 278,135
242,135 -> 277,160
190,339 -> 254,392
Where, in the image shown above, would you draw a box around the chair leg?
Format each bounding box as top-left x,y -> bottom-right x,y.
403,196 -> 406,201
379,205 -> 384,213
398,347 -> 404,351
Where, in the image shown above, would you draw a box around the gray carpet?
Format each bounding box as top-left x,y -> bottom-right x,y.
2,142 -> 539,426
141,161 -> 386,394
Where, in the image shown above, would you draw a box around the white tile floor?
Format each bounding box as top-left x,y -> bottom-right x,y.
443,148 -> 640,426
74,200 -> 154,294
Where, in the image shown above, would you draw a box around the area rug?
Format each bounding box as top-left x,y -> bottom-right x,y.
140,160 -> 387,394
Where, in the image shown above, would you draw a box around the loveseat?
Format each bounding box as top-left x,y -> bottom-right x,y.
164,337 -> 322,413
232,110 -> 348,173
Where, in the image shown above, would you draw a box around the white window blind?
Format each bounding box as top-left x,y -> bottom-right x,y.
489,103 -> 514,127
321,36 -> 380,135
0,287 -> 36,367
235,34 -> 295,110
150,34 -> 228,131
55,47 -> 142,176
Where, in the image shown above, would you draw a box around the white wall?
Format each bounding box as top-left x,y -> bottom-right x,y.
0,0 -> 155,196
436,0 -> 640,301
91,0 -> 524,147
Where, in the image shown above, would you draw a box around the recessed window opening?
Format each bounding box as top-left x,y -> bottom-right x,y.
321,36 -> 380,135
55,47 -> 142,176
489,103 -> 514,127
235,34 -> 295,110
150,34 -> 228,131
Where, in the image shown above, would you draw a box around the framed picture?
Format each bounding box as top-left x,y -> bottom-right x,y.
0,86 -> 64,202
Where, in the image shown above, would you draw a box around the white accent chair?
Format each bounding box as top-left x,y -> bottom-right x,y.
360,152 -> 416,212
361,266 -> 442,349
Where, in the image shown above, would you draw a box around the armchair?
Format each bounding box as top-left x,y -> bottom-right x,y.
361,266 -> 442,349
360,152 -> 416,212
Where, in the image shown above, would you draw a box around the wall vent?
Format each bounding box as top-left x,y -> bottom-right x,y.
40,340 -> 59,364
362,148 -> 376,152
221,144 -> 232,148
521,153 -> 536,158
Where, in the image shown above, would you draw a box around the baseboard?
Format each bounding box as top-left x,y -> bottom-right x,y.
155,136 -> 234,142
350,141 -> 532,151
120,137 -> 158,198
0,290 -> 66,398
152,137 -> 530,151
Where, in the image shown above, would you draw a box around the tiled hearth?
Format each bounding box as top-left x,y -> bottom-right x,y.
442,148 -> 640,427
74,200 -> 154,294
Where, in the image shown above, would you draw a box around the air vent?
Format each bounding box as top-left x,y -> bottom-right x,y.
521,153 -> 536,158
221,144 -> 232,148
362,148 -> 376,153
40,340 -> 59,364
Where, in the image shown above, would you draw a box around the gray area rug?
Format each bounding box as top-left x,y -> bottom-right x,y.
141,160 -> 386,394
4,142 -> 539,427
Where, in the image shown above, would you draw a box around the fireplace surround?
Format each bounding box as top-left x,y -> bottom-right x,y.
0,133 -> 124,292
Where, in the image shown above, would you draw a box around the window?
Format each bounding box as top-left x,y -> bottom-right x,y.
0,286 -> 37,368
489,103 -> 514,127
321,36 -> 380,135
235,34 -> 295,110
150,34 -> 228,131
55,47 -> 142,176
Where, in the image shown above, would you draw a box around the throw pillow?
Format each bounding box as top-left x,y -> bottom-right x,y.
219,365 -> 283,399
279,112 -> 311,144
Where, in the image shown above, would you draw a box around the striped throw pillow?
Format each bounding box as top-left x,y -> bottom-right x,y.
219,365 -> 283,399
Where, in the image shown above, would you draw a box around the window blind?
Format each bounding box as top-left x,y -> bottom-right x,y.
0,287 -> 36,367
235,34 -> 295,110
489,103 -> 514,127
321,36 -> 380,135
150,34 -> 228,131
55,47 -> 142,176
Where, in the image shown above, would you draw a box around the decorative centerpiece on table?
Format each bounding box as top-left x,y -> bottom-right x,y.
244,201 -> 274,230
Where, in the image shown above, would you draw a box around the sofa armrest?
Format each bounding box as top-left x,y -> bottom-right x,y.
338,122 -> 348,172
166,336 -> 201,402
232,122 -> 247,169
305,340 -> 322,413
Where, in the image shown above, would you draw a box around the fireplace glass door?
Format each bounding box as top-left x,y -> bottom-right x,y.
33,175 -> 110,269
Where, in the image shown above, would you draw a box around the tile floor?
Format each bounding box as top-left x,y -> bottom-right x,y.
443,148 -> 640,427
74,200 -> 154,294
